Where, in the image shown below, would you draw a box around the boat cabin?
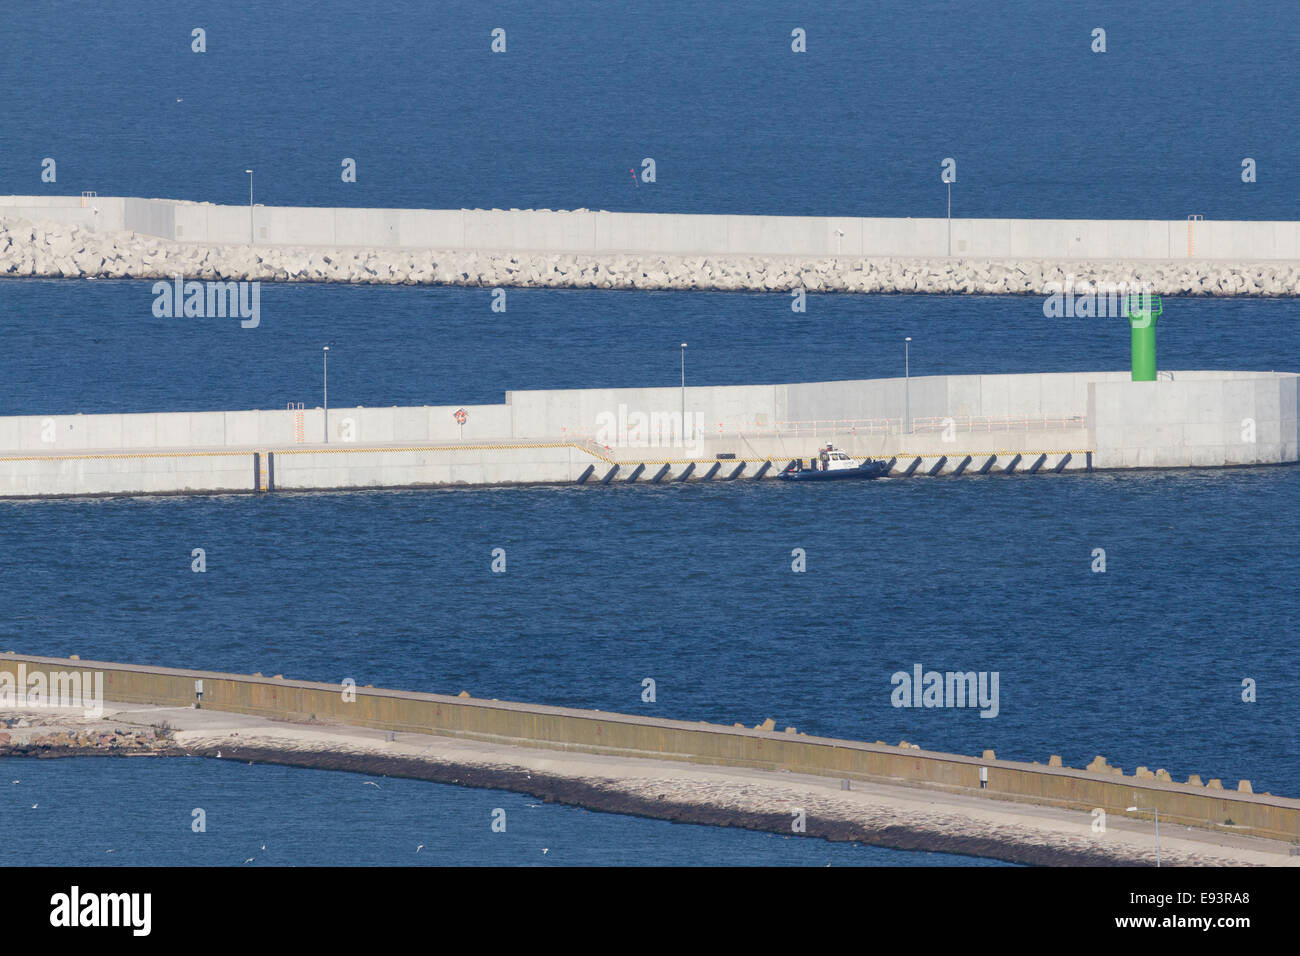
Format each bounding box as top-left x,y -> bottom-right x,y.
820,445 -> 858,471
791,445 -> 859,472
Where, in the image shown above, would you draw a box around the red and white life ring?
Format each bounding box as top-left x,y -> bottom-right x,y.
454,408 -> 468,425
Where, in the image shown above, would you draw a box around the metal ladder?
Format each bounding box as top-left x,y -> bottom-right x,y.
288,402 -> 305,443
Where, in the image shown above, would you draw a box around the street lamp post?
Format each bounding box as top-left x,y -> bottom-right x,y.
1126,807 -> 1161,867
245,169 -> 254,244
680,343 -> 687,441
323,346 -> 329,444
904,337 -> 912,434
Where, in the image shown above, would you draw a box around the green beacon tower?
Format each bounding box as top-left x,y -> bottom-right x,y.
1125,292 -> 1163,381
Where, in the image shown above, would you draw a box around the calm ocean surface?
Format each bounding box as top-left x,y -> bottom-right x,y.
1,1 -> 1297,864
0,757 -> 1009,867
0,0 -> 1297,220
0,281 -> 1297,416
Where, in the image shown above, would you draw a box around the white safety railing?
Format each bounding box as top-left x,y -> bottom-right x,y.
909,415 -> 1086,433
559,414 -> 1085,443
722,415 -> 1085,438
753,418 -> 895,438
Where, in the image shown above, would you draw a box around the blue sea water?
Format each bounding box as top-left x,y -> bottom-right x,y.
1,2 -> 1298,865
2,448 -> 1296,794
0,0 -> 1297,220
0,280 -> 1296,417
1,274 -> 1299,864
0,757 -> 1009,867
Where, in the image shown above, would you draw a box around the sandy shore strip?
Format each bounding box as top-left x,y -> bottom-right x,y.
2,700 -> 1296,867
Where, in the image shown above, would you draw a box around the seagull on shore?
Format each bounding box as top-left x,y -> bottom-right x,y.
30,803 -> 38,809
363,780 -> 382,789
416,844 -> 424,853
542,848 -> 549,855
243,857 -> 254,864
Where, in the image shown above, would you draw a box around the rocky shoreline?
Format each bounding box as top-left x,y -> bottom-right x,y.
3,215 -> 1299,295
0,711 -> 178,756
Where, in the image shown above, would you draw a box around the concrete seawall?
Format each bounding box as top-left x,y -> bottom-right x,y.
2,652 -> 1296,849
4,199 -> 1300,294
8,195 -> 1300,260
1,372 -> 1294,497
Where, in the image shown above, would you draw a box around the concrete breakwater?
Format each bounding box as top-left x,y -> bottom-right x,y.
2,652 -> 1297,860
1,371 -> 1295,497
4,704 -> 1290,866
4,214 -> 1300,295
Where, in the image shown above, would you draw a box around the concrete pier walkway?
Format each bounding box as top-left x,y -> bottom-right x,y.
2,653 -> 1297,865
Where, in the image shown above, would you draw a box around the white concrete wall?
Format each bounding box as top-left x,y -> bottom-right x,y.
6,372 -> 1292,456
1090,373 -> 1300,468
506,384 -> 782,439
124,197 -> 174,239
2,371 -> 1296,495
0,451 -> 254,497
0,404 -> 512,452
0,195 -> 125,231
272,444 -> 583,490
509,372 -> 1119,439
9,197 -> 1300,260
322,404 -> 513,444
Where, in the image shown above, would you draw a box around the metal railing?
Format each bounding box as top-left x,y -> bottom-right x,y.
909,415 -> 1086,433
559,414 -> 1086,444
720,415 -> 1085,438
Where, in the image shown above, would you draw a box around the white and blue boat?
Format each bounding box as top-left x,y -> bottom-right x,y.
778,445 -> 889,481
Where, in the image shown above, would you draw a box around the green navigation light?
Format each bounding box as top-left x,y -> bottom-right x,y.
1125,292 -> 1163,381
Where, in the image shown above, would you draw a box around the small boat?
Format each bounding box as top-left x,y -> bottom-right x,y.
777,445 -> 889,481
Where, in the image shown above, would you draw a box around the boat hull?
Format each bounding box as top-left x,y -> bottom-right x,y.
777,460 -> 889,481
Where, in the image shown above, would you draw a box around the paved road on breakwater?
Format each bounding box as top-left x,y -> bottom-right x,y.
3,653 -> 1298,866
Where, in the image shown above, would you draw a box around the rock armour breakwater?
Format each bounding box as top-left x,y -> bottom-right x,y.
3,216 -> 1299,296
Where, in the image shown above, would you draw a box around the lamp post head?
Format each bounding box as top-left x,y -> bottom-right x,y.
245,169 -> 252,174
905,337 -> 912,342
681,342 -> 687,348
323,346 -> 329,352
